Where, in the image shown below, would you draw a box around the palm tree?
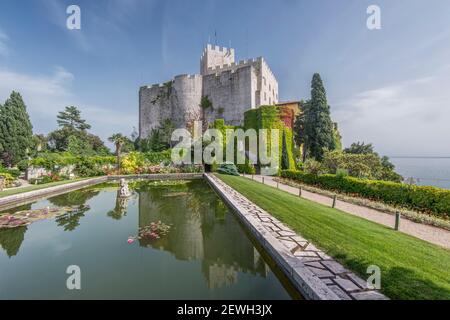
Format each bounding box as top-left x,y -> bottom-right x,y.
108,133 -> 127,172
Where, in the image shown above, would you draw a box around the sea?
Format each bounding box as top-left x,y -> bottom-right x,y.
390,157 -> 450,190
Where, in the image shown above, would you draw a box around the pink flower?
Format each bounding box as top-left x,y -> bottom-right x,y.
127,238 -> 135,244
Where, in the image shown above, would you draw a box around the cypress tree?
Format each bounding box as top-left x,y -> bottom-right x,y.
304,74 -> 335,161
281,131 -> 290,170
0,91 -> 33,166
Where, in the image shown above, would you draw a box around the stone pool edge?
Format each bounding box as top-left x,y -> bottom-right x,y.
0,173 -> 203,210
204,173 -> 388,301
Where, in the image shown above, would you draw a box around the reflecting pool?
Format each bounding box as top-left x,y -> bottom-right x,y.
0,180 -> 298,299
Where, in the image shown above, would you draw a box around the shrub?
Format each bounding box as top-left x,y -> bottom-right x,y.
0,167 -> 20,179
237,162 -> 256,174
211,161 -> 219,172
217,163 -> 240,176
0,172 -> 15,187
280,170 -> 450,218
26,153 -> 115,170
29,172 -> 67,185
303,159 -> 326,175
322,150 -> 402,182
121,152 -> 146,174
143,150 -> 172,164
74,158 -> 106,177
17,160 -> 29,171
336,168 -> 349,178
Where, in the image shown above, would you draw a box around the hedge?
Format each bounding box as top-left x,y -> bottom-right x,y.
23,153 -> 116,170
143,150 -> 172,164
24,151 -> 172,170
280,170 -> 450,218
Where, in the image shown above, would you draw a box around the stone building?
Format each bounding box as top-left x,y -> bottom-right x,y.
139,44 -> 279,138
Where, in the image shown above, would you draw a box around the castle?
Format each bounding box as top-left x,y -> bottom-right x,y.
139,44 -> 279,138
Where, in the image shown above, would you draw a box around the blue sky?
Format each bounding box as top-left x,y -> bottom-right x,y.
0,0 -> 449,156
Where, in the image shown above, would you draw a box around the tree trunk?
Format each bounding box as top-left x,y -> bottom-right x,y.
302,144 -> 307,163
116,145 -> 122,173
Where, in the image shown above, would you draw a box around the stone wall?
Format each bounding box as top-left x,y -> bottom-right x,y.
26,167 -> 50,180
203,65 -> 257,126
259,59 -> 279,106
139,75 -> 202,138
200,44 -> 235,75
139,44 -> 279,135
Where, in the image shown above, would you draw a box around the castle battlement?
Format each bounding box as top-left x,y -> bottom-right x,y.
204,56 -> 275,79
141,74 -> 202,90
206,57 -> 259,73
174,74 -> 202,80
201,44 -> 235,59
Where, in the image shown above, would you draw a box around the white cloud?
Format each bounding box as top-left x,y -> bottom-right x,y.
0,66 -> 73,113
334,68 -> 450,157
0,67 -> 137,144
0,29 -> 9,57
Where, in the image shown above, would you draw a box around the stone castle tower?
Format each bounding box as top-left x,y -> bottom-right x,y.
139,44 -> 279,138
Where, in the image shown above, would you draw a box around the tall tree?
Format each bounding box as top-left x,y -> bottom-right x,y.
108,133 -> 128,172
160,119 -> 175,148
48,106 -> 108,154
0,91 -> 33,166
293,100 -> 309,162
57,106 -> 91,131
303,74 -> 335,161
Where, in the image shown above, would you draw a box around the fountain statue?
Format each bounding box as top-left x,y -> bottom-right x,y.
118,179 -> 132,198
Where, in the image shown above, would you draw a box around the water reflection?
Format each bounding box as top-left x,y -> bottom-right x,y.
0,180 -> 293,299
50,190 -> 99,231
0,226 -> 28,258
107,191 -> 130,220
137,181 -> 269,289
0,189 -> 100,255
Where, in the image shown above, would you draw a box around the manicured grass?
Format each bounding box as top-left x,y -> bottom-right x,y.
0,178 -> 89,198
217,174 -> 450,300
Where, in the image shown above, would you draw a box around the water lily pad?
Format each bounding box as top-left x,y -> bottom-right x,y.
0,205 -> 89,229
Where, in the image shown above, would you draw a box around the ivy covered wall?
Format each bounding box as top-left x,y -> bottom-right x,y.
244,105 -> 296,170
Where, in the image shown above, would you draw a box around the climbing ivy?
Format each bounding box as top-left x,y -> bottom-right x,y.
200,95 -> 213,110
244,105 -> 295,170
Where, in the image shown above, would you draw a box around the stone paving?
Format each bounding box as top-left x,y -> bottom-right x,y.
205,173 -> 388,300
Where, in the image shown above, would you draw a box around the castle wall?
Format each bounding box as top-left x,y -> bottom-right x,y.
171,74 -> 203,129
259,59 -> 279,105
202,65 -> 257,126
201,57 -> 278,107
200,44 -> 235,75
139,44 -> 279,135
139,75 -> 202,138
139,85 -> 172,138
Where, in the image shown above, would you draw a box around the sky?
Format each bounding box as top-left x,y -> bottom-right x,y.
0,0 -> 449,156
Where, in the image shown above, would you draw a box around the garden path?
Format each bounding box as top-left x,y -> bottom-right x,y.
243,175 -> 450,249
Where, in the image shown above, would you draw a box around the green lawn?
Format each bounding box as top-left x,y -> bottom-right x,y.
216,174 -> 450,300
0,178 -> 89,198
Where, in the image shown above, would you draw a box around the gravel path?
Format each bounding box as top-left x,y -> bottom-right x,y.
243,175 -> 450,249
